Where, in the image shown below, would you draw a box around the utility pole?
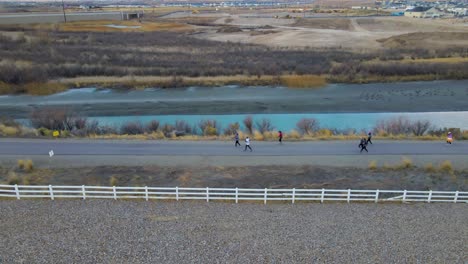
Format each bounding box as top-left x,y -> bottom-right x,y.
61,0 -> 67,23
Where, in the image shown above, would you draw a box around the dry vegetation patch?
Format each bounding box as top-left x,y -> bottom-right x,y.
280,75 -> 327,88
293,18 -> 353,30
377,32 -> 468,49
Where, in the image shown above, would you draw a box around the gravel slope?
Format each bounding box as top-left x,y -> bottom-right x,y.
1,201 -> 467,263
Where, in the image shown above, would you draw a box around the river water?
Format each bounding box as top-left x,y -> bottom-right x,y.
4,80 -> 468,131
87,111 -> 468,132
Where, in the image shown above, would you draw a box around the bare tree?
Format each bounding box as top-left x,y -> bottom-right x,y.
120,122 -> 144,135
30,107 -> 73,130
296,118 -> 319,135
255,118 -> 274,133
374,117 -> 412,135
223,122 -> 240,136
175,120 -> 192,134
243,116 -> 254,135
73,117 -> 88,130
198,119 -> 218,136
161,123 -> 175,137
145,120 -> 160,133
411,120 -> 432,136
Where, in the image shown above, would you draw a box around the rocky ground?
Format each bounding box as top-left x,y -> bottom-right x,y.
1,201 -> 466,263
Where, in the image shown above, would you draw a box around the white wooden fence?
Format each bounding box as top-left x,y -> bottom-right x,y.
0,185 -> 466,204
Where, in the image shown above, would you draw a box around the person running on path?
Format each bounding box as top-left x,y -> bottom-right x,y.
234,132 -> 241,147
367,131 -> 373,145
278,130 -> 283,144
244,137 -> 252,152
359,137 -> 368,153
447,131 -> 453,144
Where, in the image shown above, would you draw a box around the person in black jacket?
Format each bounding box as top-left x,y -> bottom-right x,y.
234,132 -> 241,147
367,131 -> 373,145
359,137 -> 368,153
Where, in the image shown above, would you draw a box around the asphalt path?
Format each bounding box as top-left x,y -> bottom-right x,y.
0,139 -> 466,156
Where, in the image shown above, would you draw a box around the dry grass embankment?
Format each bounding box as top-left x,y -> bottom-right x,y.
369,158 -> 456,173
0,82 -> 68,96
60,74 -> 327,90
365,57 -> 468,65
1,162 -> 466,190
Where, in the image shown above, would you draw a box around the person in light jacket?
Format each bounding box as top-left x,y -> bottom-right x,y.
244,137 -> 252,152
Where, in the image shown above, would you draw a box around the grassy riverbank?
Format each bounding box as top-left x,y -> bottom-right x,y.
1,113 -> 467,141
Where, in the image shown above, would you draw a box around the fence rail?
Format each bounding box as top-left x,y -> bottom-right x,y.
0,185 -> 466,204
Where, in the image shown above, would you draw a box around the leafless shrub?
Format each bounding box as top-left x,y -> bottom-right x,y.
85,120 -> 100,134
120,122 -> 144,135
175,120 -> 192,134
296,118 -> 319,135
224,122 -> 240,136
243,116 -> 254,135
30,108 -> 73,130
97,125 -> 118,135
374,117 -> 412,135
255,118 -> 274,133
198,119 -> 218,136
73,117 -> 88,130
411,120 -> 432,136
145,120 -> 160,133
161,123 -> 174,137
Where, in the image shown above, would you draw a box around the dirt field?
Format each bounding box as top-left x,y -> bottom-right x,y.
179,13 -> 468,50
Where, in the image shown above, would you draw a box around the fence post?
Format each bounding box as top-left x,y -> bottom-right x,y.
206,187 -> 209,203
427,190 -> 432,203
14,184 -> 20,200
375,189 -> 379,203
402,190 -> 407,203
82,185 -> 86,200
49,185 -> 54,200
347,189 -> 351,203
292,188 -> 295,204
264,188 -> 267,205
321,188 -> 325,203
454,191 -> 459,203
176,186 -> 179,201
113,186 -> 117,200
145,186 -> 149,201
235,187 -> 238,204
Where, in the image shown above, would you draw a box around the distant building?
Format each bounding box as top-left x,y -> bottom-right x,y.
404,6 -> 448,18
449,7 -> 467,17
423,7 -> 443,18
404,6 -> 430,18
